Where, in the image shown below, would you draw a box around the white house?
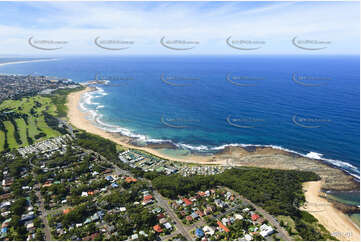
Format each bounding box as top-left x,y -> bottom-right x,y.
203,226 -> 215,236
260,224 -> 274,237
235,214 -> 243,220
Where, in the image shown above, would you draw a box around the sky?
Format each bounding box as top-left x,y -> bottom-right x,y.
0,1 -> 359,56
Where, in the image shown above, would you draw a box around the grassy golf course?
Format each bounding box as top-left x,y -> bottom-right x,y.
0,95 -> 62,152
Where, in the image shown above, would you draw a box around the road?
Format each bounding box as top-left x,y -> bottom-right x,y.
35,190 -> 52,240
30,146 -> 291,241
30,150 -> 105,240
161,231 -> 180,241
110,157 -> 290,241
101,156 -> 192,240
29,155 -> 52,240
224,187 -> 292,241
152,191 -> 193,241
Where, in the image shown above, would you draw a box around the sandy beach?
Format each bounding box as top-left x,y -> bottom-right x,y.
66,86 -> 213,164
302,181 -> 360,241
66,87 -> 359,189
0,58 -> 58,67
67,87 -> 360,239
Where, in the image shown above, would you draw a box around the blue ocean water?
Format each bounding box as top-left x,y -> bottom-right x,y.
0,55 -> 359,177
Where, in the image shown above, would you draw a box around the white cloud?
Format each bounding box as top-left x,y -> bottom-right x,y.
0,1 -> 359,55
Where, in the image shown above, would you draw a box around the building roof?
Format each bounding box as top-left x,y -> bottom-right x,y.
157,213 -> 165,219
182,198 -> 192,206
191,212 -> 199,219
143,195 -> 153,201
196,210 -> 204,217
82,233 -> 99,241
197,191 -> 206,197
195,228 -> 205,238
251,214 -> 260,221
125,177 -> 137,183
105,176 -> 113,181
159,218 -> 167,224
217,221 -> 230,233
153,225 -> 163,233
164,222 -> 172,230
63,208 -> 72,215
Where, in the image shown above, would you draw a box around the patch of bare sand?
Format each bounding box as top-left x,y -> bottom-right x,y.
303,181 -> 360,241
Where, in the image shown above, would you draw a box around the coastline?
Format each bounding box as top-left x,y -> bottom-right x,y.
0,58 -> 58,67
66,86 -> 359,188
66,86 -> 212,164
302,181 -> 360,241
67,86 -> 360,238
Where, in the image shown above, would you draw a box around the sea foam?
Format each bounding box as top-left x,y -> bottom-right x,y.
79,87 -> 360,180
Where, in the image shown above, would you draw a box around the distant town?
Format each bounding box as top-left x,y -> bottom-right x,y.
0,74 -> 79,103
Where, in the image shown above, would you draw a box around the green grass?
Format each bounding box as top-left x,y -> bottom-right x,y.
28,116 -> 40,139
15,118 -> 28,147
0,99 -> 21,110
37,116 -> 60,138
0,130 -> 5,151
3,121 -> 18,148
116,144 -> 127,152
46,86 -> 85,118
0,95 -> 63,150
0,88 -> 83,151
277,215 -> 298,235
21,98 -> 34,113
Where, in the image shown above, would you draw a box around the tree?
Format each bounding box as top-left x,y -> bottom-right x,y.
35,228 -> 45,240
11,198 -> 27,216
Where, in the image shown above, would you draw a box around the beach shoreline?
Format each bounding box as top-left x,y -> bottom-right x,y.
66,86 -> 360,238
0,58 -> 58,67
302,181 -> 360,241
66,86 -> 359,188
66,86 -> 212,164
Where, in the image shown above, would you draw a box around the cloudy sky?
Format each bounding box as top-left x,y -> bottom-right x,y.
0,1 -> 359,56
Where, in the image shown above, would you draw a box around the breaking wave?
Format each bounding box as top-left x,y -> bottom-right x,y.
79,87 -> 360,180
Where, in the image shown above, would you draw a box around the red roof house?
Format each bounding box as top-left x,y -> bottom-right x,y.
63,208 -> 73,215
143,195 -> 153,201
125,177 -> 137,183
251,214 -> 260,221
196,210 -> 204,217
197,191 -> 206,197
153,225 -> 163,233
217,221 -> 230,233
182,198 -> 192,206
157,213 -> 165,220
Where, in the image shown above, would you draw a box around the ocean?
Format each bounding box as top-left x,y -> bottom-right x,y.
0,55 -> 359,178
